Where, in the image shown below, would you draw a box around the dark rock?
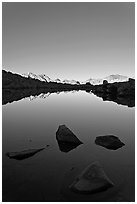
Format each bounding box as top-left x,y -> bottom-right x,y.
6,148 -> 45,160
69,161 -> 114,194
95,135 -> 125,150
56,125 -> 83,145
56,140 -> 82,153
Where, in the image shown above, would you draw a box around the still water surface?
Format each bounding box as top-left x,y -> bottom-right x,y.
2,91 -> 135,201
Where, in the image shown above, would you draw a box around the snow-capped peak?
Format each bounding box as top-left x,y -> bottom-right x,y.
39,74 -> 51,82
21,72 -> 63,83
21,72 -> 52,82
105,74 -> 129,82
82,74 -> 129,85
20,72 -> 129,85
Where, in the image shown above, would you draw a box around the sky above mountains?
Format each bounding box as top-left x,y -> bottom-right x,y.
2,2 -> 135,81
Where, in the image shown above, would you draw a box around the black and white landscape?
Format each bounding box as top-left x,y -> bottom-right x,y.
2,2 -> 135,202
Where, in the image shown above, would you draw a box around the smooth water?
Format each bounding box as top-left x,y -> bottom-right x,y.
2,91 -> 135,201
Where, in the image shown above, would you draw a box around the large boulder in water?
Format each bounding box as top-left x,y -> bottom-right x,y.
70,161 -> 114,194
6,148 -> 45,160
56,125 -> 83,145
56,140 -> 82,153
95,135 -> 125,150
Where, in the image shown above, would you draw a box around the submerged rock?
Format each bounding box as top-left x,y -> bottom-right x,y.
56,125 -> 83,145
6,148 -> 45,160
95,135 -> 125,150
57,140 -> 82,153
70,161 -> 114,194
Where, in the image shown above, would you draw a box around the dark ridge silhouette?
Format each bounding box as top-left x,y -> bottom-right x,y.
95,135 -> 125,150
6,148 -> 45,160
3,88 -> 51,105
2,69 -> 93,90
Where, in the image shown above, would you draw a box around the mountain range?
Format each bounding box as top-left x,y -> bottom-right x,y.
21,73 -> 129,85
21,72 -> 53,83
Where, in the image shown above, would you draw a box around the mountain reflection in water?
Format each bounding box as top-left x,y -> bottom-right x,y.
2,91 -> 135,201
2,88 -> 135,108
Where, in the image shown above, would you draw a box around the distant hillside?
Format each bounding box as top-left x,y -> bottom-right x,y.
2,70 -> 91,90
2,70 -> 48,89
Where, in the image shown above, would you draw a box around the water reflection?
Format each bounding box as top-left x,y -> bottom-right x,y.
2,88 -> 52,105
28,93 -> 51,101
2,88 -> 135,107
91,92 -> 135,108
2,91 -> 135,201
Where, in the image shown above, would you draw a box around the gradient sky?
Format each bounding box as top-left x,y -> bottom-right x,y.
2,2 -> 135,80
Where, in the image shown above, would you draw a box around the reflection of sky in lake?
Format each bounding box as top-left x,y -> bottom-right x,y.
2,91 -> 135,201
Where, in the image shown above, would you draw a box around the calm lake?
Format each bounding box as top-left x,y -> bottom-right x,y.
2,91 -> 135,202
